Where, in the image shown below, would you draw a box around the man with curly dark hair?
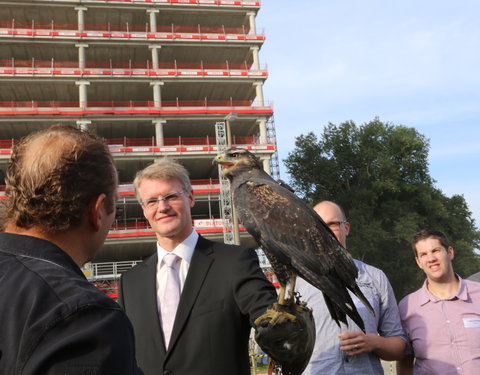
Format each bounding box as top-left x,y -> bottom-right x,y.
0,125 -> 142,374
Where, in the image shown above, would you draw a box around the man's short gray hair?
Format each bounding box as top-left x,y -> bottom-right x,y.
133,158 -> 192,203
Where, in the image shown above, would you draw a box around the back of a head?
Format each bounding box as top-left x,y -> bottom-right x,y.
5,125 -> 117,234
313,201 -> 347,221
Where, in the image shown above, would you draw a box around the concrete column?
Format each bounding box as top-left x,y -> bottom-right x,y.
150,81 -> 164,107
149,45 -> 161,70
76,80 -> 90,109
232,212 -> 240,245
254,81 -> 264,106
153,119 -> 167,146
76,119 -> 91,131
226,120 -> 232,146
247,12 -> 256,34
250,46 -> 260,70
75,6 -> 88,32
147,9 -> 159,33
76,43 -> 89,69
258,118 -> 267,144
263,158 -> 271,175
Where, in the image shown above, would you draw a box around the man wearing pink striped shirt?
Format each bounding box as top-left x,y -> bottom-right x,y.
397,229 -> 480,375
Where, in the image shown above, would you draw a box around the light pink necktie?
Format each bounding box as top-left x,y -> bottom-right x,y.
161,253 -> 181,348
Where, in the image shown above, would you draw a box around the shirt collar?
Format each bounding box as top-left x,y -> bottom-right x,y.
0,232 -> 84,277
156,230 -> 198,264
420,274 -> 468,305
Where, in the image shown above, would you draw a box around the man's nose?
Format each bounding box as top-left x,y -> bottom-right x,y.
155,199 -> 171,211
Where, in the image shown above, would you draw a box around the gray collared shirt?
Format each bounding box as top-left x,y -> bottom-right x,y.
295,259 -> 406,375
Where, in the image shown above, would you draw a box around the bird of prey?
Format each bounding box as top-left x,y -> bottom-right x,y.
214,148 -> 374,331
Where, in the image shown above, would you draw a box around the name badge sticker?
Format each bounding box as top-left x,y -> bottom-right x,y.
463,318 -> 480,328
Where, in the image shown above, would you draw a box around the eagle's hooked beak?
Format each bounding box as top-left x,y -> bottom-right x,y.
213,153 -> 235,168
213,153 -> 223,165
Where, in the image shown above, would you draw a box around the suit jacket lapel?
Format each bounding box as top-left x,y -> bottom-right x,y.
167,236 -> 213,355
142,253 -> 168,354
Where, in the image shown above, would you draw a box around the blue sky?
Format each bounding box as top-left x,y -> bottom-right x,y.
257,0 -> 480,227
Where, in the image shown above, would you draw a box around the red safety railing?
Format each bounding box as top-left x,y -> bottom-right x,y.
0,99 -> 267,109
99,0 -> 260,5
0,59 -> 256,70
0,139 -> 15,149
1,136 -> 266,150
190,178 -> 220,186
104,135 -> 260,146
111,220 -> 150,231
0,100 -> 273,116
0,20 -> 259,36
110,218 -> 240,231
1,180 -> 220,197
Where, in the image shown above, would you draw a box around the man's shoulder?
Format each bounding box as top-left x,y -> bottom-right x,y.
465,279 -> 480,297
197,236 -> 253,256
2,252 -> 122,318
121,252 -> 156,278
47,266 -> 121,311
354,259 -> 389,283
399,287 -> 423,311
465,278 -> 480,288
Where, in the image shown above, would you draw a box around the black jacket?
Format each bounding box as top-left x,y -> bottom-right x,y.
0,232 -> 142,375
119,235 -> 277,375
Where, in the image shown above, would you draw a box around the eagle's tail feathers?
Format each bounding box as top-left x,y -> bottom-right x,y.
348,284 -> 375,317
323,290 -> 366,332
322,293 -> 347,328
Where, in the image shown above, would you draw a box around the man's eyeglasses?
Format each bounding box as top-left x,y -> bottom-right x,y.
142,191 -> 186,210
326,220 -> 348,229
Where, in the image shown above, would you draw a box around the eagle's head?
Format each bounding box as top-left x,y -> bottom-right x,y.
214,148 -> 262,180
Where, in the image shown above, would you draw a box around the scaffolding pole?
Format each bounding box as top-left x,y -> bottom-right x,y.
266,115 -> 280,180
215,121 -> 235,244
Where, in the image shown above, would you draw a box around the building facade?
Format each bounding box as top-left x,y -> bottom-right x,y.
0,0 -> 276,295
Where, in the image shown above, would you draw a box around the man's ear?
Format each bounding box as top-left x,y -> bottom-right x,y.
415,256 -> 422,269
189,190 -> 195,208
88,193 -> 107,232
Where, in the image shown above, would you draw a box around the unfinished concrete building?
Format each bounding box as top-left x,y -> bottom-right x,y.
0,0 -> 277,296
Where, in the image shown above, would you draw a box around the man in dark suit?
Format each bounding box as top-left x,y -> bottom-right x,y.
0,125 -> 141,374
119,158 -> 277,375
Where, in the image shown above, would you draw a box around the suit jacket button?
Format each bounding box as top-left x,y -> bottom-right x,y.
164,371 -> 172,375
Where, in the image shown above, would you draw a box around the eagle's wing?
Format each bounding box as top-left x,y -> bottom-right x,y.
234,175 -> 373,328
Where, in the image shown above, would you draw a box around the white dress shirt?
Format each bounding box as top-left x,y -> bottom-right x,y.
155,230 -> 198,316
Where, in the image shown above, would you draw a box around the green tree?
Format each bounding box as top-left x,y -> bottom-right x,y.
284,118 -> 480,298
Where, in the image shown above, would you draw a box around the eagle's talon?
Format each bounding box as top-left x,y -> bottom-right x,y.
255,305 -> 298,327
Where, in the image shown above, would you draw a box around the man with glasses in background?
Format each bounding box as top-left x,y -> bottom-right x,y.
118,158 -> 276,375
295,201 -> 406,374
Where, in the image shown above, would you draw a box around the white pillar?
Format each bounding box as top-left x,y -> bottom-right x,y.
263,158 -> 271,175
76,43 -> 89,69
76,119 -> 91,131
150,81 -> 164,107
247,12 -> 256,34
149,45 -> 161,70
153,119 -> 167,146
254,82 -> 264,106
250,46 -> 260,70
75,6 -> 88,32
76,80 -> 90,109
147,9 -> 159,33
226,120 -> 233,146
258,118 -> 267,144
